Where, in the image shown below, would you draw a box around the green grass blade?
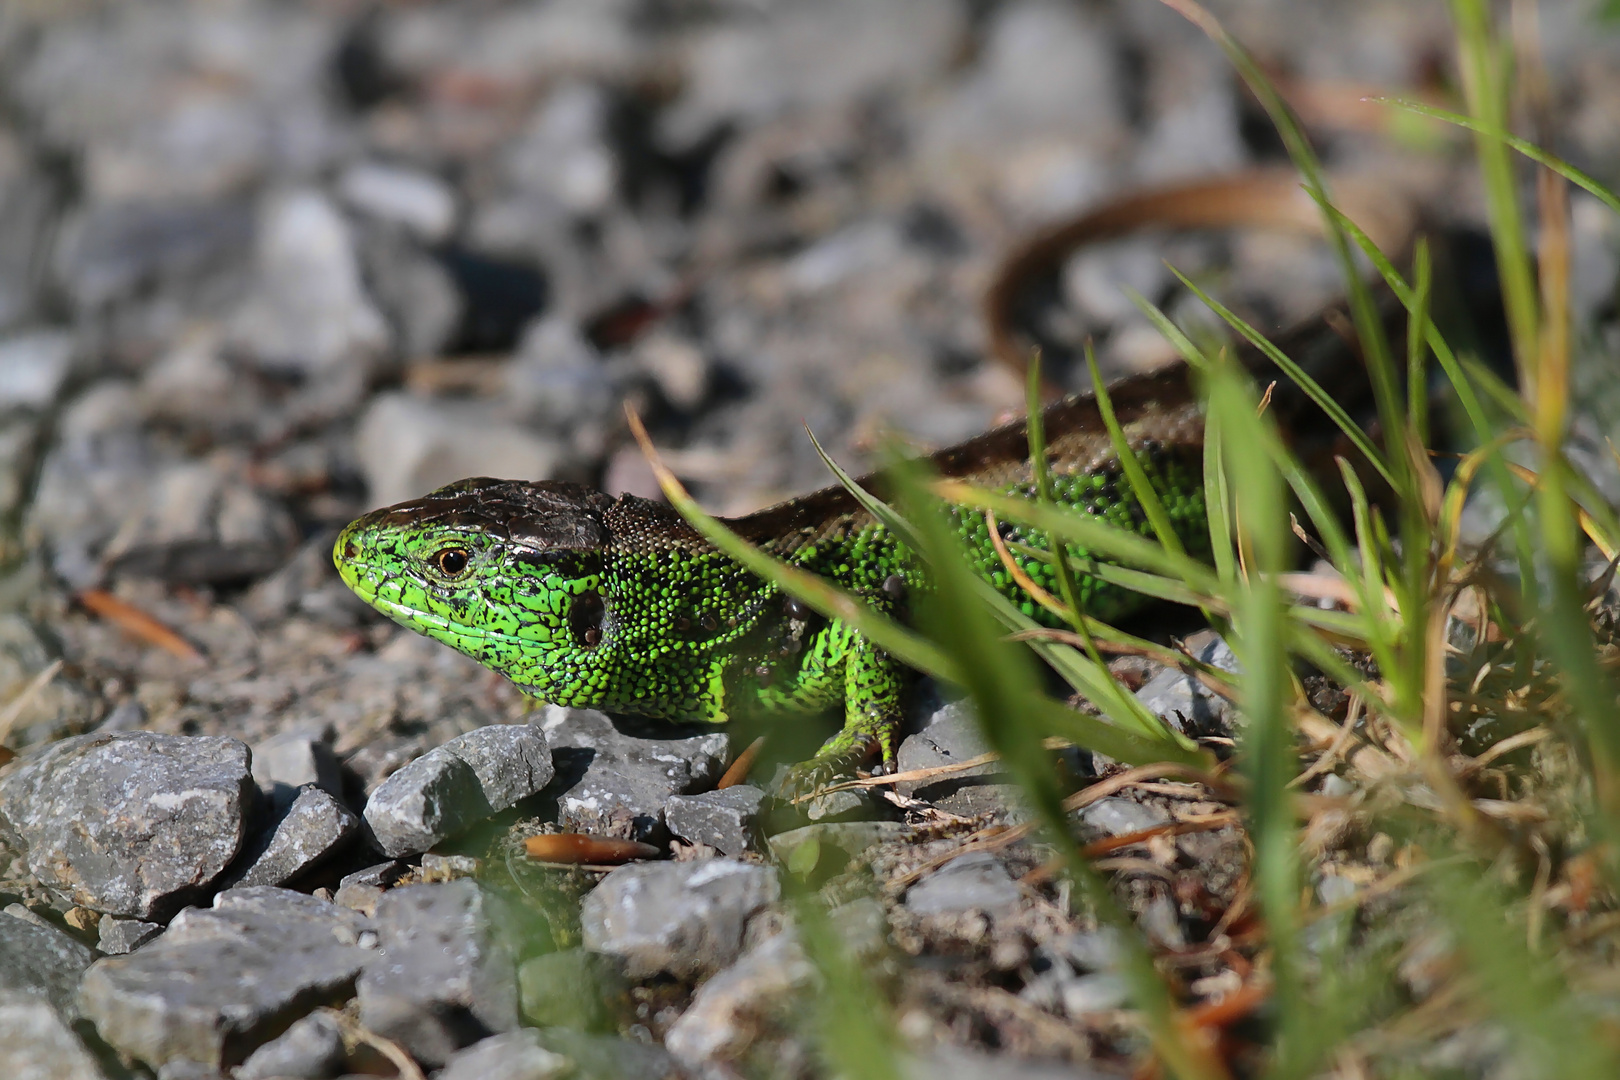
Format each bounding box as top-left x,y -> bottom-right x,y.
1374,96 -> 1620,218
1167,267 -> 1395,488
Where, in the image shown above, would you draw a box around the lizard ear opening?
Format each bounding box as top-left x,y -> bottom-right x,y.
570,590 -> 605,647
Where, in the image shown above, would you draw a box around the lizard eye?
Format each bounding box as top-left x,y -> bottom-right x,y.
434,547 -> 470,578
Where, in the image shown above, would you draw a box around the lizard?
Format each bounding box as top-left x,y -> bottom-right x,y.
332,171 -> 1414,794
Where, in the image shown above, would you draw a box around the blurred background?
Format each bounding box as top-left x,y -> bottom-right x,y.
2,0 -> 1620,750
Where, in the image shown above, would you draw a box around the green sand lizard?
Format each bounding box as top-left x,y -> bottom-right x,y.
333,369 -> 1219,789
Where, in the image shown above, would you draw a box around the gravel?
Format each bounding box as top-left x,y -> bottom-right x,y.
4,0 -> 1618,1075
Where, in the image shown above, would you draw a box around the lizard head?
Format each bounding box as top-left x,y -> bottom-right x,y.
333,477 -> 618,701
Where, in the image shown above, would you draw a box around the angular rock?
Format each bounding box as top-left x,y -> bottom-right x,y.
1134,629 -> 1242,739
0,732 -> 255,920
234,1009 -> 346,1080
339,161 -> 456,242
0,328 -> 75,411
356,880 -> 519,1068
363,724 -> 554,858
580,859 -> 779,980
895,700 -> 1021,818
503,315 -> 616,432
100,459 -> 298,585
665,786 -> 765,857
78,887 -> 373,1070
1077,797 -> 1171,838
227,189 -> 388,387
437,1029 -> 571,1080
0,990 -> 109,1080
664,930 -> 813,1065
445,724 -> 557,812
249,734 -> 344,802
224,786 -> 359,889
97,917 -> 163,956
0,614 -> 96,750
357,225 -> 462,360
540,706 -> 728,844
0,910 -> 97,1021
332,861 -> 408,918
52,199 -> 252,310
904,852 -> 1021,917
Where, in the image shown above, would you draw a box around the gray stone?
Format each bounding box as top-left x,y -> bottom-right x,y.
0,910 -> 97,1020
665,786 -> 765,857
443,724 -> 555,812
1076,797 -> 1171,838
97,917 -> 163,956
540,706 -> 729,844
436,1029 -> 571,1080
0,329 -> 75,411
504,316 -> 617,432
234,1010 -> 345,1080
660,0 -> 962,148
52,199 -> 252,309
895,700 -> 1021,818
26,381 -> 151,588
802,786 -> 882,823
100,459 -> 297,585
95,700 -> 147,733
224,786 -> 359,889
664,930 -> 813,1065
1049,929 -> 1125,973
362,724 -> 554,858
0,733 -> 255,920
579,859 -> 779,980
250,734 -> 344,802
904,852 -> 1021,917
1136,894 -> 1184,949
227,189 -> 388,388
1062,238 -> 1171,327
356,880 -> 519,1068
502,83 -> 617,215
0,990 -> 109,1080
78,888 -> 373,1070
332,861 -> 408,918
354,393 -> 563,510
1133,629 -> 1242,739
356,226 -> 462,360
0,615 -> 96,749
338,162 -> 456,242
1058,971 -> 1131,1016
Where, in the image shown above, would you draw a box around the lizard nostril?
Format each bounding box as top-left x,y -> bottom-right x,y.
344,541 -> 358,560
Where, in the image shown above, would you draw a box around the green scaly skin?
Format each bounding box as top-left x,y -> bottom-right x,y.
333,368 -> 1213,793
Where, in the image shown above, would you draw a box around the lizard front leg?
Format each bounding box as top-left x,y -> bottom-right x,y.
777,633 -> 908,798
